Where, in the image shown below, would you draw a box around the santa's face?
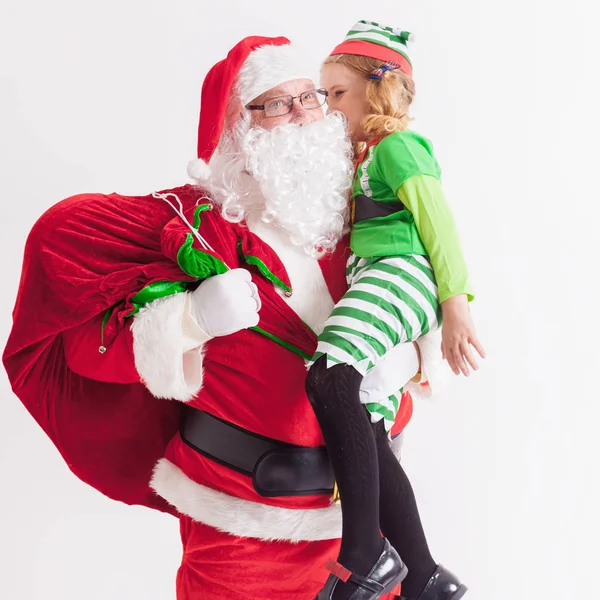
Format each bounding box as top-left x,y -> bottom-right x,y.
194,92 -> 354,257
247,79 -> 325,129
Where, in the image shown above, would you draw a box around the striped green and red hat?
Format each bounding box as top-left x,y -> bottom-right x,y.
329,20 -> 414,78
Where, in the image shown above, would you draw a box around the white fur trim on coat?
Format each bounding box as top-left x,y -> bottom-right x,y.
237,43 -> 317,105
131,293 -> 205,402
151,458 -> 343,542
246,216 -> 334,335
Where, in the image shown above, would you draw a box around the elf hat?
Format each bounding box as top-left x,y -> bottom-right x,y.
329,20 -> 415,78
196,36 -> 315,162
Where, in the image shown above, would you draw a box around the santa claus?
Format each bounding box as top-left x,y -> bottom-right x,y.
3,35 -> 442,599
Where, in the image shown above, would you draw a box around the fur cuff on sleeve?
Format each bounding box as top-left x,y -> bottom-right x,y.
131,292 -> 205,401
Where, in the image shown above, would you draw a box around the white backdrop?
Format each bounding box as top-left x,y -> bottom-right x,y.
1,1 -> 598,599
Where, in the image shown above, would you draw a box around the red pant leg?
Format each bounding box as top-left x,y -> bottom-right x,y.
177,517 -> 340,600
176,517 -> 401,599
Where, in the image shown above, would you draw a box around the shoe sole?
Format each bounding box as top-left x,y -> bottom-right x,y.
452,584 -> 468,599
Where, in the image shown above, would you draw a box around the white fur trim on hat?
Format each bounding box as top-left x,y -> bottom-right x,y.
237,43 -> 316,105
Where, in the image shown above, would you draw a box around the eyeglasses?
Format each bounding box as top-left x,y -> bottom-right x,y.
246,88 -> 328,118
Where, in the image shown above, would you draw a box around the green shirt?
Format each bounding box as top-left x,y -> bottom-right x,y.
351,131 -> 474,302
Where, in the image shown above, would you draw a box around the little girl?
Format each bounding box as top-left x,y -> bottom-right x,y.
306,21 -> 485,600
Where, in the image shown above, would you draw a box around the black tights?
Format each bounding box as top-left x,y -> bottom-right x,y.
306,357 -> 436,600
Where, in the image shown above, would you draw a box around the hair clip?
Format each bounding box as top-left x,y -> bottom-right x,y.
368,61 -> 401,81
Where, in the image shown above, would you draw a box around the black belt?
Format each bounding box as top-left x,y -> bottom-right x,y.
180,406 -> 403,498
353,193 -> 404,223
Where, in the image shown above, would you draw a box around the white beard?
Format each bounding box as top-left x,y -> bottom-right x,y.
196,112 -> 354,258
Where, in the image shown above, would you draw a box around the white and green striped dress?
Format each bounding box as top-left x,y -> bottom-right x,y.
314,252 -> 441,374
309,131 -> 462,432
311,253 -> 441,429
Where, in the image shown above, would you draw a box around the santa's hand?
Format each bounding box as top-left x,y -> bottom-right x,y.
359,342 -> 419,404
189,269 -> 261,338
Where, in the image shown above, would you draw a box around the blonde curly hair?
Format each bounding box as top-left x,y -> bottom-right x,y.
323,54 -> 415,154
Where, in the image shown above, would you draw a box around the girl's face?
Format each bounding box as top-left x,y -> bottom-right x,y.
321,62 -> 370,142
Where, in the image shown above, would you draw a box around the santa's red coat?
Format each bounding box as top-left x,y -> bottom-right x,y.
3,184 -> 412,598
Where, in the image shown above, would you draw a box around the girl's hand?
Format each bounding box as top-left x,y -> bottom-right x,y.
440,294 -> 486,376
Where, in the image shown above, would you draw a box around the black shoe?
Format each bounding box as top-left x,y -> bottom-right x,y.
314,538 -> 408,600
400,565 -> 467,600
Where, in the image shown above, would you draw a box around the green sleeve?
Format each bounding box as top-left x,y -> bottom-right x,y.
397,175 -> 474,303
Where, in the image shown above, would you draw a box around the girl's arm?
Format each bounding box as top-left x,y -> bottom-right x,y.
396,174 -> 473,304
397,175 -> 485,375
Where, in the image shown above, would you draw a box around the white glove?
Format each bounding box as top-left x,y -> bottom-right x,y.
189,269 -> 261,339
359,342 -> 419,404
405,329 -> 450,398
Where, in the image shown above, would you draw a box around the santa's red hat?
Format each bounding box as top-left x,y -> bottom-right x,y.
195,36 -> 315,163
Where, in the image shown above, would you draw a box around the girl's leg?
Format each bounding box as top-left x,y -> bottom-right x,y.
372,420 -> 437,598
305,356 -> 384,599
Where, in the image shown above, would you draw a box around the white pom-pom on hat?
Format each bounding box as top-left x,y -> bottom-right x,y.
187,158 -> 213,182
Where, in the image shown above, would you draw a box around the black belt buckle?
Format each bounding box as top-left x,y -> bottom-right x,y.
252,446 -> 334,497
